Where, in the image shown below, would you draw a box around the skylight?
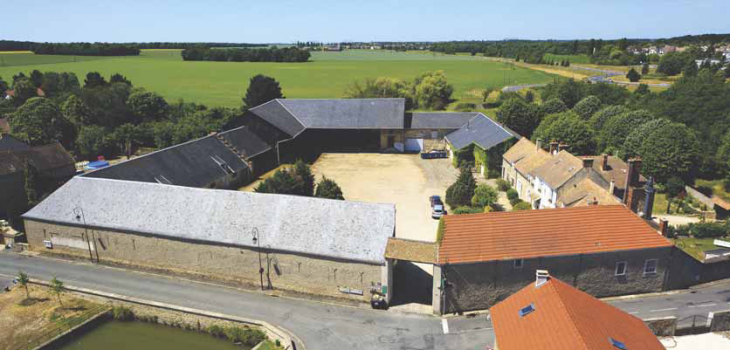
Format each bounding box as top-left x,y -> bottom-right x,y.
519,303 -> 535,317
610,338 -> 627,350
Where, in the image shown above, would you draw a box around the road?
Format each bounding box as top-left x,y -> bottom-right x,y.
0,251 -> 492,350
501,64 -> 669,92
2,251 -> 730,348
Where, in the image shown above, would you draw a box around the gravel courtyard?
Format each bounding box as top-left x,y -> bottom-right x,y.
311,153 -> 458,242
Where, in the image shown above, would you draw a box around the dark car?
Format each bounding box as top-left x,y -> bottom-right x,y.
421,150 -> 448,159
430,195 -> 443,207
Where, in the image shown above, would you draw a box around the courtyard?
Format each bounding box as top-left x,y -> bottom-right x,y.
310,153 -> 458,242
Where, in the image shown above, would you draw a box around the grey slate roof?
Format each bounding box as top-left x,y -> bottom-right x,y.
23,177 -> 396,264
407,112 -> 478,129
250,99 -> 406,134
217,126 -> 272,158
445,114 -> 519,150
83,135 -> 249,188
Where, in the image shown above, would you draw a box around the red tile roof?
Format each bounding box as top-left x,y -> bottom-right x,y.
438,205 -> 672,264
490,276 -> 665,350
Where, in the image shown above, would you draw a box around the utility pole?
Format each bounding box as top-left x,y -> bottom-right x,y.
251,228 -> 264,291
74,207 -> 96,263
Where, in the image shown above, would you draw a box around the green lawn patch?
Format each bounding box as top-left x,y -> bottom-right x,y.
0,50 -> 558,108
256,340 -> 284,350
672,237 -> 724,260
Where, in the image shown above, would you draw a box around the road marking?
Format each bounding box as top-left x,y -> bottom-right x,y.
442,319 -> 449,334
650,308 -> 677,312
629,311 -> 639,315
698,303 -> 717,307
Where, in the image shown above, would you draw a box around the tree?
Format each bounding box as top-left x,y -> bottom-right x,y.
84,72 -> 107,88
315,177 -> 345,200
127,90 -> 169,122
29,70 -> 44,88
657,52 -> 691,76
634,84 -> 650,95
682,60 -> 698,77
61,95 -> 93,126
254,168 -> 300,195
664,176 -> 685,214
17,271 -> 31,301
292,160 -> 315,196
524,90 -> 535,103
0,76 -> 8,99
9,97 -> 74,146
411,71 -> 453,110
496,98 -> 541,138
481,88 -> 493,102
446,166 -> 477,208
541,79 -> 585,108
12,78 -> 37,107
50,276 -> 64,308
109,73 -> 132,85
532,111 -> 596,154
539,98 -> 568,115
641,63 -> 650,75
24,159 -> 41,205
471,184 -> 499,209
599,110 -> 654,152
639,122 -> 700,183
622,118 -> 670,160
626,68 -> 641,82
112,123 -> 140,158
572,95 -> 603,120
243,75 -> 284,110
76,125 -> 112,159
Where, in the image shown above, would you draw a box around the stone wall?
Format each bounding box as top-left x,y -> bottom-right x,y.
437,247 -> 671,314
25,220 -> 388,302
710,310 -> 730,332
644,316 -> 677,336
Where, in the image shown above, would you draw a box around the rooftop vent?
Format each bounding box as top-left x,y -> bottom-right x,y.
519,303 -> 535,317
535,269 -> 550,287
610,337 -> 627,350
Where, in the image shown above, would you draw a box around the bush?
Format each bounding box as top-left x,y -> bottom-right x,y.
471,184 -> 499,208
446,166 -> 477,208
509,197 -> 522,206
315,177 -> 344,200
690,222 -> 727,239
496,179 -> 511,191
224,326 -> 266,346
453,102 -> 476,111
453,206 -> 483,214
207,325 -> 226,338
112,306 -> 134,321
506,188 -> 518,201
512,201 -> 532,211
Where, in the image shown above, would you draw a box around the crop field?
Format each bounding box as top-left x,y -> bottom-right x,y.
0,49 -> 558,107
542,53 -> 591,64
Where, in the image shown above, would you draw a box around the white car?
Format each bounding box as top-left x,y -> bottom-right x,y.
432,204 -> 446,219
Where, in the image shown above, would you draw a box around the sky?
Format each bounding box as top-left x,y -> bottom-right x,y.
4,0 -> 730,43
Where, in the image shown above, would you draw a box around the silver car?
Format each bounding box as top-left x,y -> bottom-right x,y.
432,204 -> 446,219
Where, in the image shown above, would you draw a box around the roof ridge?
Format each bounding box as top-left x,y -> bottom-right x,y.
548,280 -> 597,350
274,99 -> 307,136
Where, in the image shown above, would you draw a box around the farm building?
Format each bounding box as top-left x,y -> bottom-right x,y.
444,113 -> 519,177
22,177 -> 396,302
432,205 -> 673,314
83,126 -> 275,189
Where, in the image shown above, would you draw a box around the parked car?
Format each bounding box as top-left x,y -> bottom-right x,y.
430,195 -> 443,208
432,204 -> 447,219
421,150 -> 448,159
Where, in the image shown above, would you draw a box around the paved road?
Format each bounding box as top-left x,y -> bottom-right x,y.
0,252 -> 493,350
2,251 -> 730,348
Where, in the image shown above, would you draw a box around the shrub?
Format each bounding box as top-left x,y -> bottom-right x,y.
453,206 -> 483,214
471,184 -> 499,208
506,188 -> 519,201
689,222 -> 728,239
224,326 -> 266,346
315,177 -> 344,200
453,102 -> 476,111
509,197 -> 522,206
483,205 -> 494,213
207,325 -> 226,338
112,306 -> 134,321
446,166 -> 477,208
496,179 -> 511,191
512,202 -> 532,211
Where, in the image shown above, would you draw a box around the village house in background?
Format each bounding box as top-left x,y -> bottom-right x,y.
489,271 -> 666,350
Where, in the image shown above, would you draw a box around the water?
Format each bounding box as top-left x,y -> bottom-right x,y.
54,320 -> 245,350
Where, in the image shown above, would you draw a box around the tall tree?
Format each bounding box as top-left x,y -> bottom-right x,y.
572,95 -> 603,120
12,78 -> 37,107
292,160 -> 315,196
639,122 -> 700,183
29,70 -> 44,88
682,61 -> 698,77
242,75 -> 284,110
496,98 -> 541,138
9,97 -> 74,146
0,76 -> 9,99
626,68 -> 641,82
84,72 -> 107,88
17,270 -> 31,301
532,111 -> 595,154
664,176 -> 685,214
641,62 -> 650,75
127,90 -> 169,122
411,70 -> 454,110
50,276 -> 65,308
446,166 -> 477,208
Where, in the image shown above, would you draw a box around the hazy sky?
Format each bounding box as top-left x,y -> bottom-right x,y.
5,0 -> 730,43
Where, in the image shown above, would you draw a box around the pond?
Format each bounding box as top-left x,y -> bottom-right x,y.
53,320 -> 246,350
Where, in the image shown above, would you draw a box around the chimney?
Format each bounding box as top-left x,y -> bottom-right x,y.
609,180 -> 616,195
549,141 -> 558,155
602,154 -> 609,171
558,142 -> 568,153
643,177 -> 656,219
536,138 -> 542,152
659,219 -> 669,237
582,158 -> 594,169
623,158 -> 642,205
536,270 -> 550,287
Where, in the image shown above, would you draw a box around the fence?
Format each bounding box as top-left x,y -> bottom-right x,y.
675,314 -> 711,335
12,305 -> 109,350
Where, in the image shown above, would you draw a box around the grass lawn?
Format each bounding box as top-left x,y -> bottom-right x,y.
257,340 -> 284,350
672,237 -> 723,260
542,53 -> 591,64
0,49 -> 558,108
695,179 -> 730,202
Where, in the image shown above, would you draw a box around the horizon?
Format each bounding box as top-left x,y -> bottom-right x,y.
5,0 -> 730,43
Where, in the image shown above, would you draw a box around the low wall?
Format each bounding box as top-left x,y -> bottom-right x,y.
644,316 -> 677,336
710,310 -> 730,332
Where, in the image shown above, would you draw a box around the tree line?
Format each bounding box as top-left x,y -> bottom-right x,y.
181,47 -> 310,62
0,40 -> 269,52
343,71 -> 454,110
30,43 -> 141,56
495,68 -> 730,188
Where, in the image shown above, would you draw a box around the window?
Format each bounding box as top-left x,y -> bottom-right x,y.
644,259 -> 658,275
513,259 -> 524,269
615,261 -> 627,276
519,303 -> 535,317
610,337 -> 627,350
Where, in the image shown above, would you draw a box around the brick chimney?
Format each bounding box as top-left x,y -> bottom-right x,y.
558,142 -> 568,153
536,270 -> 550,287
536,138 -> 542,152
625,158 -> 642,188
602,154 -> 609,171
643,177 -> 656,219
549,141 -> 558,154
582,158 -> 594,169
659,219 -> 669,237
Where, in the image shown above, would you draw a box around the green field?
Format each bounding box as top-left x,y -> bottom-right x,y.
0,49 -> 558,108
542,53 -> 591,64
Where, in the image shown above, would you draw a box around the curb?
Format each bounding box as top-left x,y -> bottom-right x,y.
600,290 -> 684,302
27,278 -> 307,350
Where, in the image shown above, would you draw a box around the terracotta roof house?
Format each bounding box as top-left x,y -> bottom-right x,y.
490,272 -> 665,350
432,205 -> 673,314
501,138 -> 552,201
